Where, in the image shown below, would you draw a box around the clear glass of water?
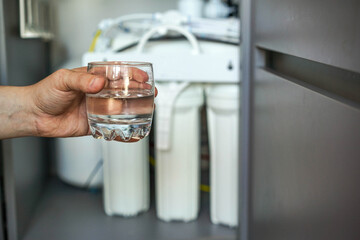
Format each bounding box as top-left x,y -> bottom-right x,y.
86,61 -> 154,142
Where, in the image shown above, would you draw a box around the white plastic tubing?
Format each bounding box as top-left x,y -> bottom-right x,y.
93,11 -> 239,52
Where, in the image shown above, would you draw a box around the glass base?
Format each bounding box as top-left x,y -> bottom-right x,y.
89,120 -> 152,142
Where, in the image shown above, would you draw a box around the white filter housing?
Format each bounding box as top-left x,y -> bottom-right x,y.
178,0 -> 204,17
204,0 -> 231,18
155,83 -> 204,222
56,136 -> 103,188
206,84 -> 239,227
102,139 -> 150,216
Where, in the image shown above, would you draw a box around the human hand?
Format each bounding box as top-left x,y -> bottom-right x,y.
30,67 -> 106,138
30,67 -> 156,139
0,66 -> 156,140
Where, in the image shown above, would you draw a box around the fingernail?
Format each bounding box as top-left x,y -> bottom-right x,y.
89,77 -> 98,88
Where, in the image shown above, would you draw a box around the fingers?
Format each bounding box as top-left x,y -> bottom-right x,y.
69,66 -> 155,95
108,79 -> 152,90
72,67 -> 87,72
87,77 -> 106,93
54,68 -> 106,94
114,136 -> 140,142
87,66 -> 149,83
130,67 -> 149,82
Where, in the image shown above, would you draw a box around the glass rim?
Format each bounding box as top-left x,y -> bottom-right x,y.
88,61 -> 152,67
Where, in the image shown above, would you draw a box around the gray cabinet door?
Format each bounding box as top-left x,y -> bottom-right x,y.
240,0 -> 360,239
254,0 -> 360,73
250,69 -> 360,240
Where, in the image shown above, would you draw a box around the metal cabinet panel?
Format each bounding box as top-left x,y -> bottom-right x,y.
0,0 -> 49,239
254,0 -> 360,73
250,69 -> 360,240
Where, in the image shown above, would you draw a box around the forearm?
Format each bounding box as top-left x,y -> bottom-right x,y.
0,86 -> 37,139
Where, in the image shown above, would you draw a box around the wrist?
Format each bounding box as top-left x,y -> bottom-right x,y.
22,85 -> 40,137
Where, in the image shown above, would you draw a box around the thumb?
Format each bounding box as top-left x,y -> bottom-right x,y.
55,69 -> 106,94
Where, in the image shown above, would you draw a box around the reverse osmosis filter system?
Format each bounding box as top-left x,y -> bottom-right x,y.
57,0 -> 240,227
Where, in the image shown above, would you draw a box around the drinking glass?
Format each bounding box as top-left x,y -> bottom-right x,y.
86,61 -> 154,142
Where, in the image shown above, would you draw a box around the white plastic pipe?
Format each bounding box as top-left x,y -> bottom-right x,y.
136,25 -> 201,55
